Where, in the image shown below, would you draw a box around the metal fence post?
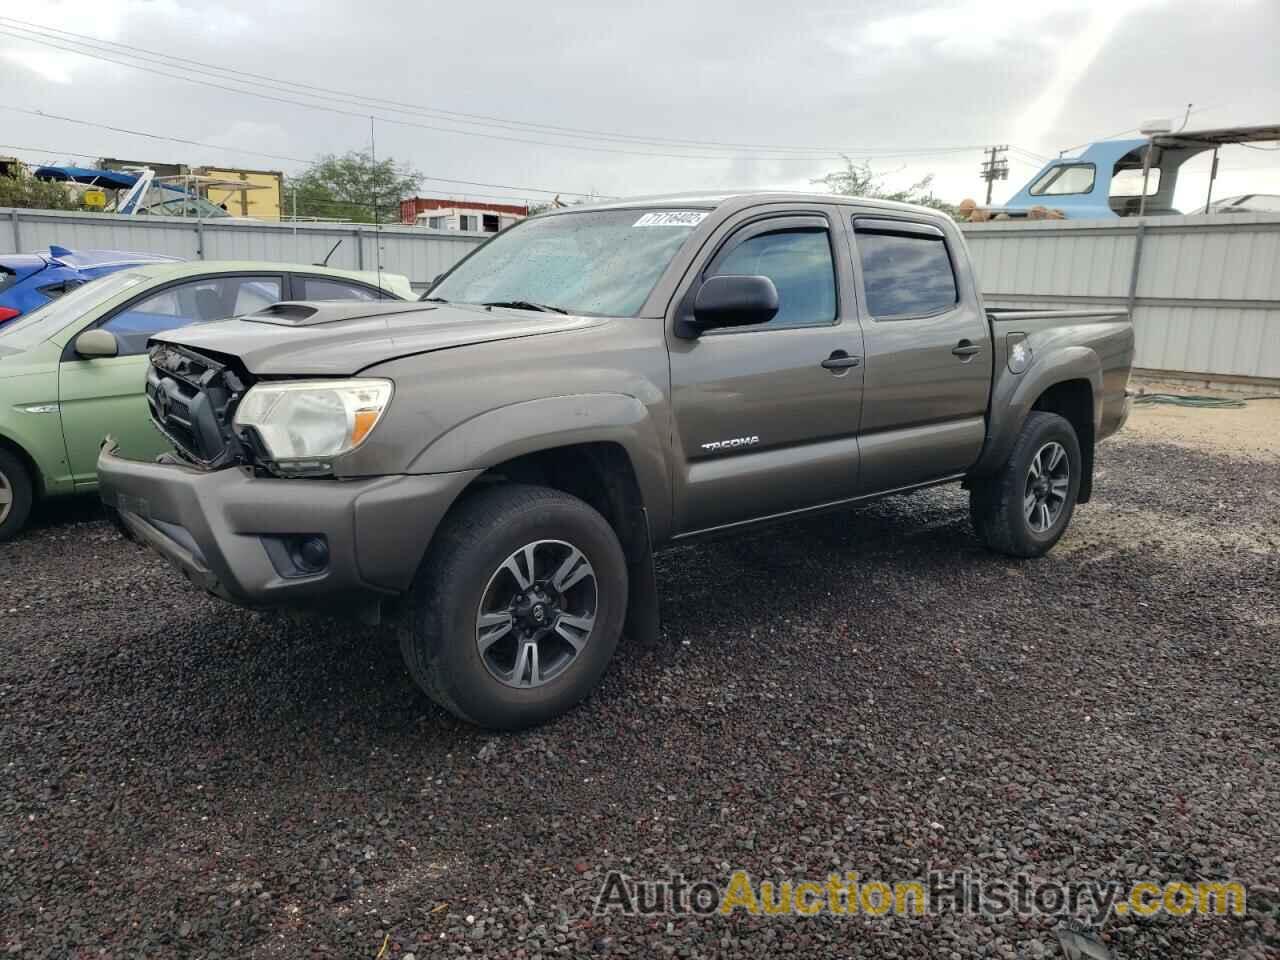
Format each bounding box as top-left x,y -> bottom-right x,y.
1127,221 -> 1147,312
196,220 -> 206,260
354,228 -> 364,269
10,209 -> 20,253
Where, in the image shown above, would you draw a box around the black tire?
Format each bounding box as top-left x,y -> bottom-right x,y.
970,411 -> 1082,558
0,447 -> 34,544
398,484 -> 628,730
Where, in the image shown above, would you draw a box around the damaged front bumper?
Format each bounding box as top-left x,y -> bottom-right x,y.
98,440 -> 479,609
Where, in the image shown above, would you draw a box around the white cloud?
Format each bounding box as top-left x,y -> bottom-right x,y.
0,0 -> 253,84
2,48 -> 75,83
0,0 -> 1273,209
852,0 -> 1165,57
1010,5 -> 1147,149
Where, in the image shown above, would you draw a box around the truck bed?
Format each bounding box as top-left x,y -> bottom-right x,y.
976,305 -> 1134,482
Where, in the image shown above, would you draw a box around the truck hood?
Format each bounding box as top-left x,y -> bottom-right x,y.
152,301 -> 610,376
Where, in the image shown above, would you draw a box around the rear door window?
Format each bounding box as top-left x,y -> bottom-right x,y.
296,276 -> 386,301
854,222 -> 958,319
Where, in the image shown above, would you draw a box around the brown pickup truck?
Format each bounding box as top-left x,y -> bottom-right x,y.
99,192 -> 1134,729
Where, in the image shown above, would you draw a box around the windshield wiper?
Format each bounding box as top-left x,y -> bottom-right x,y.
481,300 -> 569,314
419,296 -> 448,303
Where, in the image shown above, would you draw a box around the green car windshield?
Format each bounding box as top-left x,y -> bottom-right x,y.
428,208 -> 707,317
0,271 -> 149,352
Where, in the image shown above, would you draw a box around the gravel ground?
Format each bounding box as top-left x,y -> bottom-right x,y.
2,410 -> 1277,959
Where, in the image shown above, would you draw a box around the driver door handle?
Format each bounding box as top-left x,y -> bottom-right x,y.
952,339 -> 981,357
821,350 -> 862,370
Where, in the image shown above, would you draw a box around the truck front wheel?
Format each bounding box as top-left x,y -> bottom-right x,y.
970,411 -> 1082,558
398,484 -> 628,730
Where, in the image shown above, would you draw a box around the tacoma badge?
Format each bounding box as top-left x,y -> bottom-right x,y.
701,435 -> 760,452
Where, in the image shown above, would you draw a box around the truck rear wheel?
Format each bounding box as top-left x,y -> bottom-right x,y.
0,447 -> 34,543
398,484 -> 628,730
970,411 -> 1082,558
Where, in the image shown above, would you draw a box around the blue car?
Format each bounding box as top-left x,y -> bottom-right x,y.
0,246 -> 182,327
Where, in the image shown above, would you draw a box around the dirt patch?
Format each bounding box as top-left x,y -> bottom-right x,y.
1125,380 -> 1280,459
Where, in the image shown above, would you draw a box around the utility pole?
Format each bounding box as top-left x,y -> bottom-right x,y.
980,145 -> 1009,205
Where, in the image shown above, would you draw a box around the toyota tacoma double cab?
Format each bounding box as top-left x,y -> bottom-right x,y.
98,193 -> 1134,730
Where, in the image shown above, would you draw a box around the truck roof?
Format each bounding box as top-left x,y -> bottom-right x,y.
576,191 -> 949,218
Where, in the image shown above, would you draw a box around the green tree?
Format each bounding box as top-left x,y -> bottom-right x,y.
288,150 -> 423,223
812,156 -> 957,216
0,174 -> 76,211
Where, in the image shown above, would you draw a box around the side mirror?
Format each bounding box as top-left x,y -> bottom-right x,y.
74,329 -> 119,358
684,275 -> 779,337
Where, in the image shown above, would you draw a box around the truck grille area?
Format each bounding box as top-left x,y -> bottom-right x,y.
146,343 -> 250,468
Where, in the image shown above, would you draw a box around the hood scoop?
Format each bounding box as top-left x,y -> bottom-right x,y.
242,300 -> 434,328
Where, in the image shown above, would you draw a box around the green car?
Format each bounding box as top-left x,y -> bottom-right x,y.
0,260 -> 413,540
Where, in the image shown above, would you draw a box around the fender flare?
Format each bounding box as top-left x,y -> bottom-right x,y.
972,345 -> 1103,478
408,392 -> 672,542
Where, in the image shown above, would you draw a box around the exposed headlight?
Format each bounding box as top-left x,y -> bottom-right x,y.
233,379 -> 393,473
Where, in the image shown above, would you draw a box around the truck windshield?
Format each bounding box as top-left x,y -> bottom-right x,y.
427,208 -> 707,317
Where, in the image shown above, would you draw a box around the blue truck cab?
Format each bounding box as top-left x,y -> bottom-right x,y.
1004,138 -> 1155,219
1002,124 -> 1280,220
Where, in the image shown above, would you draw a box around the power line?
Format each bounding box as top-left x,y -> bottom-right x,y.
0,16 -> 1002,160
0,26 -> 821,161
0,107 -> 313,166
0,19 -> 993,163
0,17 -> 856,155
0,108 -> 607,199
1008,146 -> 1049,163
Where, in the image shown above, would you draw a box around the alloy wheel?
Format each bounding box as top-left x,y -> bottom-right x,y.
476,539 -> 598,689
1024,441 -> 1070,533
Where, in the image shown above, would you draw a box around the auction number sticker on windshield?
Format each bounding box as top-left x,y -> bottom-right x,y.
633,211 -> 707,227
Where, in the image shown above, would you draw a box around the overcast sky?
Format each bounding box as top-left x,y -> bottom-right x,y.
1,0 -> 1277,212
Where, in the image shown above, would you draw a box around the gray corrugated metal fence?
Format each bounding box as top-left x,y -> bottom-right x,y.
2,207 -> 486,291
961,214 -> 1280,381
7,207 -> 1278,381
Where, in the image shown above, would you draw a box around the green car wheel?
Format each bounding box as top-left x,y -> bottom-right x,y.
0,446 -> 34,543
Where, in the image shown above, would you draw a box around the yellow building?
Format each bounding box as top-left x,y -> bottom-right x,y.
195,167 -> 284,219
